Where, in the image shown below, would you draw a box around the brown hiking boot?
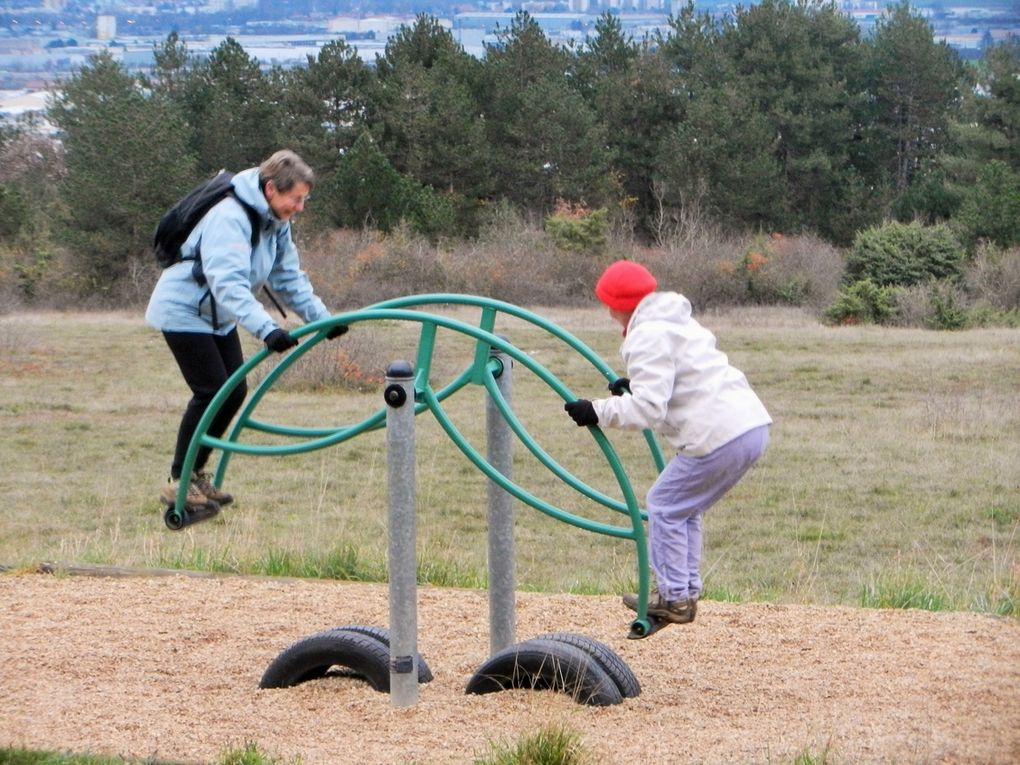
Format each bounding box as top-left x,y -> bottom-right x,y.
160,478 -> 219,514
191,471 -> 233,506
623,589 -> 697,624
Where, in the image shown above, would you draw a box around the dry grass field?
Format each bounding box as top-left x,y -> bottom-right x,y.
0,305 -> 1016,611
1,303 -> 1018,763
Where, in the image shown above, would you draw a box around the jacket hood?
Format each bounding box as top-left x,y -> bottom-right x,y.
630,291 -> 693,329
230,167 -> 271,218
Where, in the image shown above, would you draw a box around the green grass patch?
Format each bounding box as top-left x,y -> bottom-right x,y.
0,743 -> 293,765
473,725 -> 597,765
860,575 -> 953,611
0,750 -> 157,765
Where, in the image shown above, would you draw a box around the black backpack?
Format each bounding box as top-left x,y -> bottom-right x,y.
152,171 -> 261,268
152,171 -> 286,326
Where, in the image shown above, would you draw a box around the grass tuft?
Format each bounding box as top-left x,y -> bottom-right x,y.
859,576 -> 952,612
473,725 -> 598,765
217,742 -> 296,765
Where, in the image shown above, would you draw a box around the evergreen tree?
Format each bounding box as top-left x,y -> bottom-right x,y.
719,0 -> 868,238
372,14 -> 491,217
48,50 -> 196,287
180,37 -> 282,173
279,38 -> 374,177
149,31 -> 194,103
572,12 -> 639,104
482,12 -> 612,212
975,39 -> 1020,170
865,2 -> 965,196
575,14 -> 672,234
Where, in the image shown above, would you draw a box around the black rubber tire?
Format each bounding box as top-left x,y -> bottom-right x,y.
317,624 -> 433,683
465,638 -> 624,706
533,631 -> 641,698
259,629 -> 393,691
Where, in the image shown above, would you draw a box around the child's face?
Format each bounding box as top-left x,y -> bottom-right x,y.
609,307 -> 631,330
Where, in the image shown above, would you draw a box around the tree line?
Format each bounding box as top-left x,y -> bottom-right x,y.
0,0 -> 1018,299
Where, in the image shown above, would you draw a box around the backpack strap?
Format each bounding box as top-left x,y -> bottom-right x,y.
227,189 -> 262,249
191,194 -> 279,330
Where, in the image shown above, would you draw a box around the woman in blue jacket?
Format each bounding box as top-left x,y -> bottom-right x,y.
146,150 -> 345,515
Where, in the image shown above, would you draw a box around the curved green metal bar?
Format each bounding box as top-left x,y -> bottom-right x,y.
371,294 -> 665,473
213,349 -> 477,481
423,366 -> 639,539
480,370 -> 644,520
171,299 -> 655,628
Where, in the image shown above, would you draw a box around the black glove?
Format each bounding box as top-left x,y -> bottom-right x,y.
326,324 -> 349,340
608,377 -> 631,396
564,399 -> 599,427
264,328 -> 298,353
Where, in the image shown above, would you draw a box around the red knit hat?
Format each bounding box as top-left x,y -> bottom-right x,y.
595,260 -> 657,311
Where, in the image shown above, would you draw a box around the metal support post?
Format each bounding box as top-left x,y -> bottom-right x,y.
384,360 -> 418,707
486,346 -> 516,655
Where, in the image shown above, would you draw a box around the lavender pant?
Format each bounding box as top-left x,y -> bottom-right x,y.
647,425 -> 770,601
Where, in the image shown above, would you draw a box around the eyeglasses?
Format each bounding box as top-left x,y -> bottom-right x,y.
269,182 -> 311,205
280,190 -> 311,205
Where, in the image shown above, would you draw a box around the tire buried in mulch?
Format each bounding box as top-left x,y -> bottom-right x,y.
464,637 -> 624,706
533,631 -> 641,698
260,626 -> 432,691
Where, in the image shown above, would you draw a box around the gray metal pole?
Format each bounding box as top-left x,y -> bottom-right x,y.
486,347 -> 516,655
384,360 -> 418,707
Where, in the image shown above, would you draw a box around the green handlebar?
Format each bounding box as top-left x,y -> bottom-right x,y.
171,294 -> 661,623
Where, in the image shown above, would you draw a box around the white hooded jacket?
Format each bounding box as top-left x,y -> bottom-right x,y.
591,291 -> 771,457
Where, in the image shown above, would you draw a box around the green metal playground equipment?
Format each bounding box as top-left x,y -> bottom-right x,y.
164,294 -> 667,639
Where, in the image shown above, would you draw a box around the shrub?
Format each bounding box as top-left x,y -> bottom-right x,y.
253,323 -> 387,393
0,187 -> 28,241
544,200 -> 609,255
845,221 -> 965,287
964,243 -> 1020,311
651,222 -> 748,311
927,284 -> 969,330
965,304 -> 1020,328
713,233 -> 845,311
823,279 -> 899,325
342,223 -> 451,304
405,185 -> 458,239
888,282 -> 934,328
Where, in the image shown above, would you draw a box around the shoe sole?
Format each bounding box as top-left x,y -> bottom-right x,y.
647,606 -> 694,624
623,595 -> 697,624
159,494 -> 220,514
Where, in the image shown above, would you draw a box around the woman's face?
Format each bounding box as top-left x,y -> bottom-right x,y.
265,180 -> 311,221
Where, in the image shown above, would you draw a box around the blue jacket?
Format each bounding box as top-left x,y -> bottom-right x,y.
145,167 -> 330,339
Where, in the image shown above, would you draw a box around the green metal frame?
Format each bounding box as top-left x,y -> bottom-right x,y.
170,294 -> 665,634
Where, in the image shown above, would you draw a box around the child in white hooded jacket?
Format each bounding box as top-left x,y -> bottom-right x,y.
565,260 -> 771,625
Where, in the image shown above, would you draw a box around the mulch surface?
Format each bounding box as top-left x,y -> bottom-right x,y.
1,570 -> 1018,764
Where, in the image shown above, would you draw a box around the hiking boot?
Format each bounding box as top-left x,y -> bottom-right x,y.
160,478 -> 220,514
623,589 -> 697,624
191,471 -> 233,506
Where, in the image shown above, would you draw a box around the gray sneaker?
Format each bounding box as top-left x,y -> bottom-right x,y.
191,471 -> 233,506
623,589 -> 697,624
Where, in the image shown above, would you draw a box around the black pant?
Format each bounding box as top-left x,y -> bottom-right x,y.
163,329 -> 248,479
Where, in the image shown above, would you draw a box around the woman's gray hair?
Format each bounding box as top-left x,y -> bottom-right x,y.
259,150 -> 314,192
